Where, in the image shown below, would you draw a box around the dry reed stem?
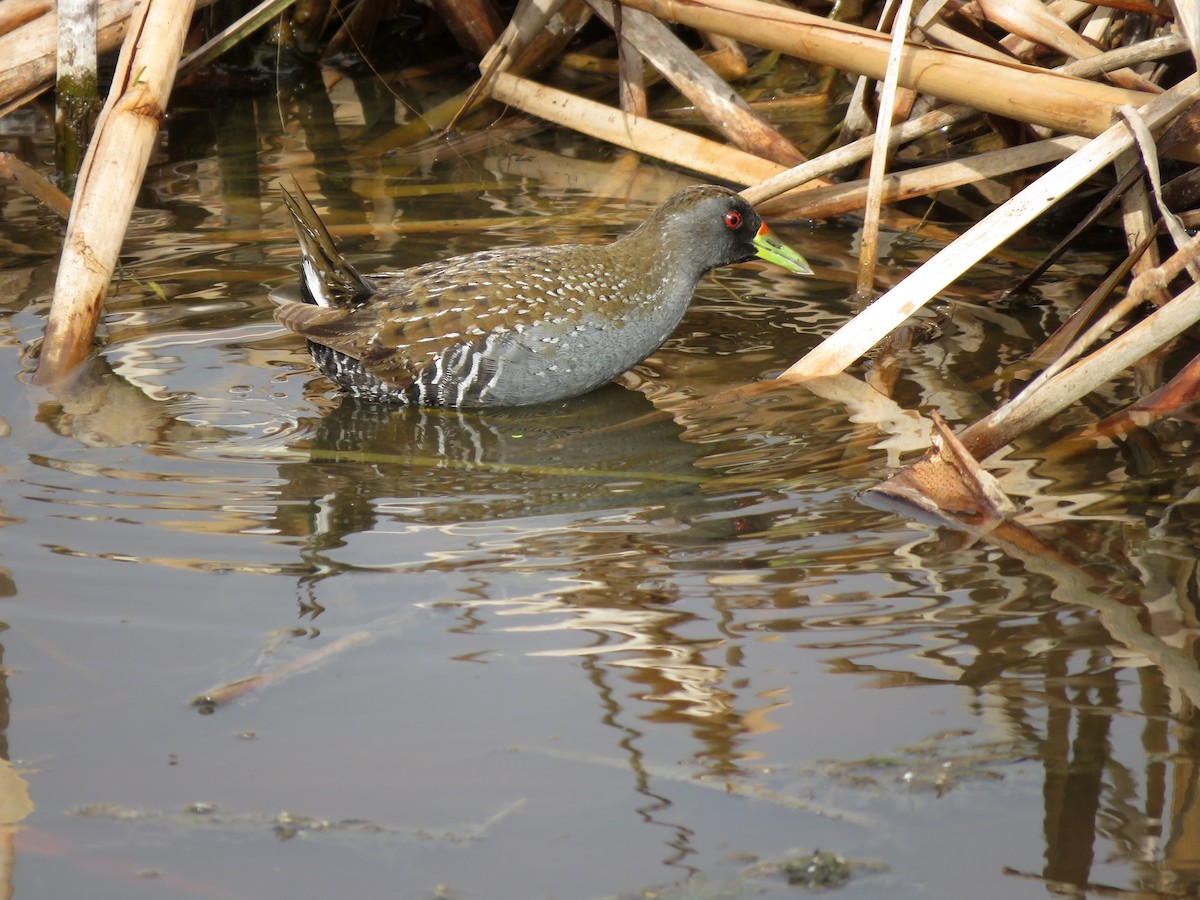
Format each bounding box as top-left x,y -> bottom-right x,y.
857,0 -> 915,297
0,0 -> 136,114
743,34 -> 1192,208
913,0 -> 1015,61
489,71 -> 787,183
701,31 -> 746,77
458,0 -> 589,129
587,0 -> 807,166
36,0 -> 196,384
959,281 -> 1200,461
779,74 -> 1199,382
742,103 -> 976,205
614,3 -> 648,116
1119,104 -> 1198,274
1002,229 -> 1200,410
1058,352 -> 1200,451
976,0 -> 1161,92
0,152 -> 72,219
764,134 -> 1088,219
0,0 -> 53,33
1175,0 -> 1200,67
1115,150 -> 1161,281
868,411 -> 1016,525
621,0 -> 1162,140
1054,35 -> 1189,86
478,0 -> 564,71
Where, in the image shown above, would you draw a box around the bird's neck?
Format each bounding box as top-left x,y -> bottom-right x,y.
608,219 -> 712,299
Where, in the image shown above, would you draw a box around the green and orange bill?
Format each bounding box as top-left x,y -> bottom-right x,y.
753,224 -> 813,275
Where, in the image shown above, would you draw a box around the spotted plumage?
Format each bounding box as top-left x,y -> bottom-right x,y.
272,183 -> 812,407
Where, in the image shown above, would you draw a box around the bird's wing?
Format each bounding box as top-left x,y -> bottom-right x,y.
273,293 -> 493,389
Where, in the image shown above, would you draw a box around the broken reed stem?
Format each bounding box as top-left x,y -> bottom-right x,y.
1010,228 -> 1200,403
746,35 -> 1191,207
488,71 -> 786,184
0,152 -> 72,219
614,2 -> 649,116
620,0 -> 1157,139
977,0 -> 1161,93
959,281 -> 1200,461
192,631 -> 373,707
767,134 -> 1087,219
585,0 -> 807,167
857,0 -> 915,297
742,103 -> 976,205
36,0 -> 197,385
779,73 -> 1199,381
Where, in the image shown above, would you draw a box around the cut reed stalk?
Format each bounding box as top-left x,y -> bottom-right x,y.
36,0 -> 197,385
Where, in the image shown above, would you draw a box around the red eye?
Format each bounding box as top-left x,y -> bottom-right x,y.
724,210 -> 742,229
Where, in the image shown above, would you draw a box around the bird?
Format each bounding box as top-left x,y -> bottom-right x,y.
272,183 -> 812,408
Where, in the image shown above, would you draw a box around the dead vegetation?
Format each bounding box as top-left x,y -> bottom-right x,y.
1,0 -> 1198,524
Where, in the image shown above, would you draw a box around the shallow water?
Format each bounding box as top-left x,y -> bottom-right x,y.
2,66 -> 1200,899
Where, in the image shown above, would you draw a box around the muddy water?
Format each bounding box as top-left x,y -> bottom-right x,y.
1,66 -> 1199,899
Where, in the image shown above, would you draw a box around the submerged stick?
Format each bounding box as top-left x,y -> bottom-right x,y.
191,631 -> 373,708
36,0 -> 196,384
743,103 -> 976,204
